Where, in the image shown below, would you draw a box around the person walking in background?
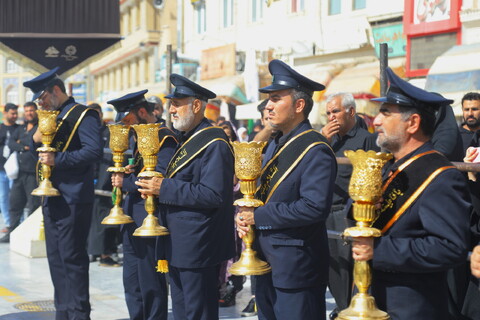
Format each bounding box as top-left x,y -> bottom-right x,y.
147,95 -> 165,125
0,102 -> 40,243
0,103 -> 19,233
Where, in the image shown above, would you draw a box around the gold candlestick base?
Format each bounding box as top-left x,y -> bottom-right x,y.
102,165 -> 134,225
338,293 -> 390,320
229,227 -> 271,275
133,170 -> 169,236
132,213 -> 170,236
32,177 -> 60,197
102,205 -> 134,225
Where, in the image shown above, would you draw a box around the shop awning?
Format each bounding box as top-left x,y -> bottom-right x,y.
200,75 -> 249,105
323,59 -> 405,98
295,63 -> 344,101
235,102 -> 259,120
0,0 -> 121,77
425,43 -> 480,114
324,62 -> 381,97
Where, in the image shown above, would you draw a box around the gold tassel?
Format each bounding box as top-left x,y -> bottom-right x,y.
156,260 -> 169,273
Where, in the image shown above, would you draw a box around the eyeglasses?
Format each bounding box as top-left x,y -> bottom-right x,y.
34,90 -> 48,104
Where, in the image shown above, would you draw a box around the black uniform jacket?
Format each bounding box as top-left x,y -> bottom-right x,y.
372,142 -> 471,320
33,98 -> 102,204
158,118 -> 236,269
254,120 -> 337,289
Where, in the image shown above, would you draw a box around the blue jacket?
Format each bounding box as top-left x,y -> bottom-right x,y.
157,118 -> 235,268
35,98 -> 102,204
372,142 -> 471,320
254,120 -> 337,289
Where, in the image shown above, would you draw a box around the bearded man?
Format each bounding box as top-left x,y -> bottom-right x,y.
136,74 -> 235,320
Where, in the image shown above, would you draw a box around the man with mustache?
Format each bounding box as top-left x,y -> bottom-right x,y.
352,67 -> 471,320
460,92 -> 480,153
109,90 -> 177,320
0,101 -> 40,243
236,59 -> 336,320
135,74 -> 235,320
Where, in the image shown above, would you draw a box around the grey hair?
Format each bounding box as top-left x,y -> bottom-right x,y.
326,92 -> 356,112
188,97 -> 207,113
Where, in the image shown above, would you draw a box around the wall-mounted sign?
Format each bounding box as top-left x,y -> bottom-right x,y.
414,0 -> 450,24
372,24 -> 406,57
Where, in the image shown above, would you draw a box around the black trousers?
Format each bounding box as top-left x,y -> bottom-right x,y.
170,265 -> 219,320
43,197 -> 92,320
256,273 -> 326,320
8,171 -> 40,230
326,207 -> 354,310
122,223 -> 168,320
87,195 -> 119,256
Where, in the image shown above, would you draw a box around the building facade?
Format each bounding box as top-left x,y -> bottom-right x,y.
0,56 -> 35,107
89,0 -> 178,103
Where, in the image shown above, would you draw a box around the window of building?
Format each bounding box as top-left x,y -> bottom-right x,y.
194,0 -> 206,34
329,0 -> 341,15
291,0 -> 305,13
6,86 -> 18,104
353,0 -> 366,10
251,0 -> 264,22
223,0 -> 234,28
25,89 -> 33,103
6,59 -> 18,73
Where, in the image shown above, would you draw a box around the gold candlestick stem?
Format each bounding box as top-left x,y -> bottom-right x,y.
338,150 -> 392,320
132,123 -> 169,237
102,124 -> 134,225
229,141 -> 271,276
32,110 -> 60,197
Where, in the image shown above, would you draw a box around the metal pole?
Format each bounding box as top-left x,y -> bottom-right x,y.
165,44 -> 173,129
379,43 -> 388,96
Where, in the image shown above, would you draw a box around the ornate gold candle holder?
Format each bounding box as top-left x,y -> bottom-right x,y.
101,124 -> 134,225
32,110 -> 61,197
131,123 -> 169,237
338,150 -> 392,320
229,141 -> 271,276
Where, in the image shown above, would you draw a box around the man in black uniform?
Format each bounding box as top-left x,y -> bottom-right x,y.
352,67 -> 471,320
236,60 -> 336,320
24,67 -> 102,320
0,103 -> 19,232
136,74 -> 235,320
110,90 -> 176,320
321,92 -> 379,318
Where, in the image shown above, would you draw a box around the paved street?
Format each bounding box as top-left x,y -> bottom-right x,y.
0,220 -> 336,319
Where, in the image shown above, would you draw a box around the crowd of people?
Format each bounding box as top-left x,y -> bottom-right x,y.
0,59 -> 480,320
